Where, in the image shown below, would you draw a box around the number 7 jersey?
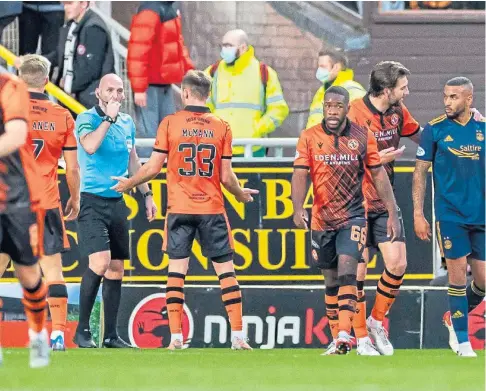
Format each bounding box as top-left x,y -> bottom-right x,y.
29,92 -> 77,209
154,106 -> 233,214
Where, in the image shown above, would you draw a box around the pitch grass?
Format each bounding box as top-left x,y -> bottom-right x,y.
1,349 -> 484,391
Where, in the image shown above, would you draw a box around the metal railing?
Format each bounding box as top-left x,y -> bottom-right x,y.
136,137 -> 298,161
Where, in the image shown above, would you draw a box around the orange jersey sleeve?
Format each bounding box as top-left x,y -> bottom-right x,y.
1,77 -> 29,123
294,131 -> 310,168
366,130 -> 382,168
222,121 -> 233,159
154,116 -> 170,153
400,103 -> 420,137
63,112 -> 77,150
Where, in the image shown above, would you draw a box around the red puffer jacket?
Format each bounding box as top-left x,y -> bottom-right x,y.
127,2 -> 194,93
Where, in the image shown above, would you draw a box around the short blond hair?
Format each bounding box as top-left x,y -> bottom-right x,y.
19,54 -> 51,88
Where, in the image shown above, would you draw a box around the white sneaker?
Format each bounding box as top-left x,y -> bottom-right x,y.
231,337 -> 252,350
335,331 -> 354,355
457,342 -> 477,357
442,311 -> 459,353
29,329 -> 50,368
367,316 -> 394,356
356,337 -> 380,356
50,330 -> 66,351
321,340 -> 336,355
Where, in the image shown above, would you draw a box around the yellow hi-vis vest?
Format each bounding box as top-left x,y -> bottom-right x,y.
306,69 -> 366,129
205,46 -> 289,155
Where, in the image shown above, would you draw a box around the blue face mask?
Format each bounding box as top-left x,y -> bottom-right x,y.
220,47 -> 238,64
316,67 -> 330,83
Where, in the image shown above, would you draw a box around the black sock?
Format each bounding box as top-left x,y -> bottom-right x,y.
78,268 -> 102,333
102,277 -> 122,340
466,280 -> 485,313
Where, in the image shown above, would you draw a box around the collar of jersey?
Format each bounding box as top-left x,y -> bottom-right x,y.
363,93 -> 394,117
29,92 -> 49,100
321,118 -> 351,136
184,105 -> 211,113
95,105 -> 119,122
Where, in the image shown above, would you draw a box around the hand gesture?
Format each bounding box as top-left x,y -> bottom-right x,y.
379,146 -> 406,165
106,98 -> 121,119
235,188 -> 259,203
110,176 -> 133,193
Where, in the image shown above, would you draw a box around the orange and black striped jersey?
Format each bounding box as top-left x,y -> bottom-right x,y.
154,105 -> 233,214
0,74 -> 44,213
348,94 -> 420,214
29,92 -> 77,209
294,120 -> 381,230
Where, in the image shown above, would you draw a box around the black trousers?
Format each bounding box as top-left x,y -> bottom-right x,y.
18,8 -> 64,55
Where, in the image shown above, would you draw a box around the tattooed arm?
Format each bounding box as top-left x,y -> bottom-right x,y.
412,160 -> 432,241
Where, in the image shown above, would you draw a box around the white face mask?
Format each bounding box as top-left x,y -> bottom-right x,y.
316,67 -> 331,83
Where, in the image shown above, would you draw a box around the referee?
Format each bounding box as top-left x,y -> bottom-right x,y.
73,74 -> 157,348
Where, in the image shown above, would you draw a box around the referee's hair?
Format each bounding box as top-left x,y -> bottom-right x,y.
369,61 -> 410,97
182,70 -> 212,100
18,54 -> 51,89
324,85 -> 350,106
446,77 -> 473,92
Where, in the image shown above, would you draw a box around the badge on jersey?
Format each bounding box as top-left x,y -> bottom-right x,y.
126,137 -> 133,153
416,146 -> 425,157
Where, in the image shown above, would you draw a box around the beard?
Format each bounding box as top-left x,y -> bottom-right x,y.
445,107 -> 465,120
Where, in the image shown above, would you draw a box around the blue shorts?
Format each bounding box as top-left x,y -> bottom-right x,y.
436,221 -> 485,260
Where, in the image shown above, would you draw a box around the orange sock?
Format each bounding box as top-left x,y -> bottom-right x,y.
47,281 -> 68,332
325,286 -> 339,340
353,280 -> 368,338
22,279 -> 47,333
371,268 -> 404,321
218,272 -> 242,331
166,272 -> 185,334
338,284 -> 357,335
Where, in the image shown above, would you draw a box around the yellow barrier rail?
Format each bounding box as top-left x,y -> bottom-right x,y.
0,45 -> 87,115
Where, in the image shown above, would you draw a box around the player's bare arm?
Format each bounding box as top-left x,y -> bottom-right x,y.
370,166 -> 401,241
0,119 -> 28,158
112,150 -> 166,193
63,149 -> 80,221
412,159 -> 432,241
221,159 -> 258,203
408,127 -> 423,145
129,147 -> 157,222
79,100 -> 120,155
291,168 -> 308,229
